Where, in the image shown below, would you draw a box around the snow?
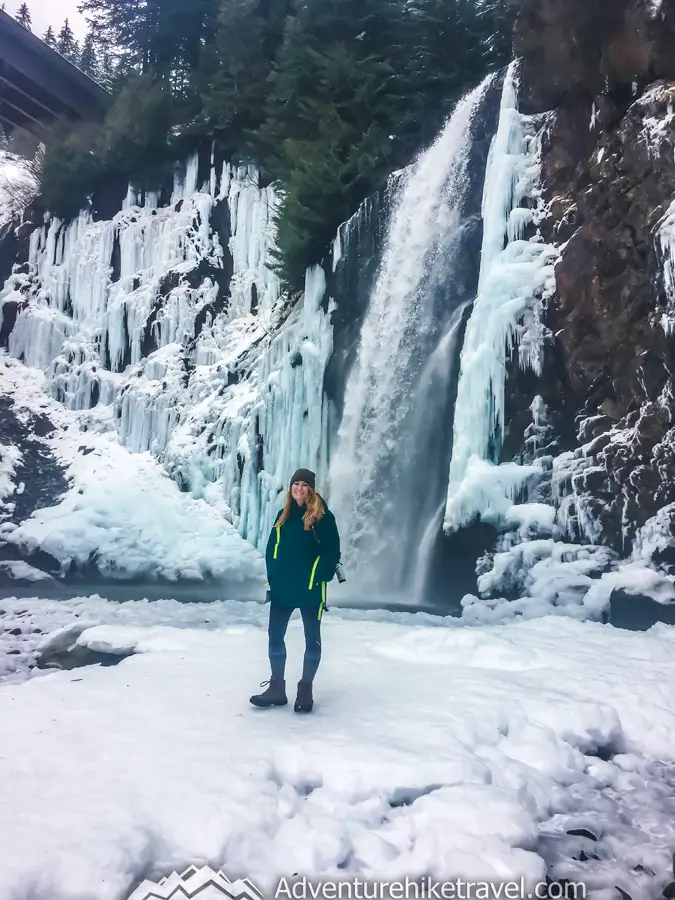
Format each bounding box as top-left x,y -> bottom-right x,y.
633,503 -> 675,569
0,560 -> 53,582
1,431 -> 265,581
656,199 -> 675,335
440,456 -> 546,533
0,439 -> 21,513
464,540 -> 617,623
0,353 -> 265,582
444,61 -> 558,534
550,448 -> 605,546
2,595 -> 675,900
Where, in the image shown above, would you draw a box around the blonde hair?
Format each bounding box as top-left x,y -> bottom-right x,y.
276,486 -> 325,530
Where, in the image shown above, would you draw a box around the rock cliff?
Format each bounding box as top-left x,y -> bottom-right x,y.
512,0 -> 675,558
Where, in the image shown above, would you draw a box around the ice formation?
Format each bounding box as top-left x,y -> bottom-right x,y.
444,61 -> 558,533
0,153 -> 334,552
657,198 -> 675,335
0,70 -> 671,612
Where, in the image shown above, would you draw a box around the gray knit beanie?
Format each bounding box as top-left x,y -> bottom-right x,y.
290,468 -> 316,490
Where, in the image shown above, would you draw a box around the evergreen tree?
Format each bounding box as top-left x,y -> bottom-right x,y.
79,29 -> 100,80
37,0 -> 515,283
477,0 -> 517,63
79,0 -> 220,93
199,0 -> 292,157
15,2 -> 31,29
257,0 -> 408,288
57,19 -> 80,64
98,48 -> 116,90
43,25 -> 56,48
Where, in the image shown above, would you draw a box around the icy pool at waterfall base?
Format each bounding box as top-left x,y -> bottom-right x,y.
2,594 -> 675,900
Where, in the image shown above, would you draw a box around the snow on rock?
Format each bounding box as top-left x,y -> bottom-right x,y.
463,539 -> 618,623
0,353 -> 265,582
656,198 -> 675,335
0,560 -> 53,582
0,439 -> 21,514
444,61 -> 558,533
0,430 -> 265,581
442,456 -> 547,533
633,503 -> 675,570
637,83 -> 675,161
1,596 -> 675,899
0,154 -> 335,556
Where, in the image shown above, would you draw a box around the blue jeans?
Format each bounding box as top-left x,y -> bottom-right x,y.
268,602 -> 322,683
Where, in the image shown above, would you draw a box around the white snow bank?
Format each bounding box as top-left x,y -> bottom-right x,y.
463,534 -> 675,623
1,430 -> 265,581
0,354 -> 265,582
2,596 -> 675,900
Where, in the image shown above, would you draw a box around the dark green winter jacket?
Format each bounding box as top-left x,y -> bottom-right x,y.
265,497 -> 341,611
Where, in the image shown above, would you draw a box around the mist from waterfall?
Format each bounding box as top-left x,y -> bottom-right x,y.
327,74 -> 497,604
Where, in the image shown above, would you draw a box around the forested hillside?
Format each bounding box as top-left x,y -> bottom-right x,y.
27,0 -> 515,290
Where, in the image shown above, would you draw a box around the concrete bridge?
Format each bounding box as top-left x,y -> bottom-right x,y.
0,10 -> 108,139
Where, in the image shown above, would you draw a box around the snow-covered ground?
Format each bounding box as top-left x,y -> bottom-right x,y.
0,352 -> 265,583
2,594 -> 675,900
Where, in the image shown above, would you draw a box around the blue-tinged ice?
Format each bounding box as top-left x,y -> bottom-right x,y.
444,61 -> 558,533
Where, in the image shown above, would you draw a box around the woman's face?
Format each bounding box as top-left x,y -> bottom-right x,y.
291,481 -> 310,506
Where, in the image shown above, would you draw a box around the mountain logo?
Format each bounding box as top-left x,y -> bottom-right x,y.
127,864 -> 266,900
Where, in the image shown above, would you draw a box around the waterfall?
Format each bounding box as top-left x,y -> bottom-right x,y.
327,74 -> 497,603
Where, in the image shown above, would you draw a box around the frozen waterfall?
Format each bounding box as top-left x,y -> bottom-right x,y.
0,154 -> 334,554
327,74 -> 496,602
443,61 -> 558,534
0,63 -> 561,605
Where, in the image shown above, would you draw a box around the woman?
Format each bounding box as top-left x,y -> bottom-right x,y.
250,468 -> 341,713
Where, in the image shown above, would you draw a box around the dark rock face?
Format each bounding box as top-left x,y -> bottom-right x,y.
511,0 -> 675,551
0,397 -> 68,582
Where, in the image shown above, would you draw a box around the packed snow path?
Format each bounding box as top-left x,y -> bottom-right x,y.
1,596 -> 675,900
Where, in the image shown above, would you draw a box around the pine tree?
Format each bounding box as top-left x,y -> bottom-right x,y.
259,0 -> 407,288
98,48 -> 115,90
43,25 -> 56,48
79,0 -> 220,91
254,0 -> 513,290
15,3 -> 31,29
79,29 -> 100,80
200,0 -> 292,155
57,19 -> 80,64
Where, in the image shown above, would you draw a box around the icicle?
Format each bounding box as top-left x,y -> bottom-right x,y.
657,199 -> 675,335
0,146 -> 335,565
444,61 -> 558,533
